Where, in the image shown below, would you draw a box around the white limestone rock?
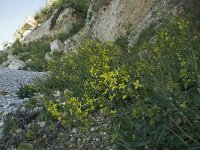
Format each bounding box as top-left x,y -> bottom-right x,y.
5,55 -> 24,70
8,59 -> 25,70
85,0 -> 158,42
22,7 -> 83,43
50,39 -> 63,53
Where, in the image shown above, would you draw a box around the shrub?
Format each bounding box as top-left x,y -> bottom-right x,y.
55,23 -> 84,42
34,7 -> 52,24
114,36 -> 129,50
0,51 -> 8,64
55,31 -> 70,42
2,1 -> 200,149
34,0 -> 90,25
42,16 -> 200,149
17,84 -> 37,99
52,0 -> 90,15
11,40 -> 51,71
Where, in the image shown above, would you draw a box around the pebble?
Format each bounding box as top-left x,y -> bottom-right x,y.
0,67 -> 45,114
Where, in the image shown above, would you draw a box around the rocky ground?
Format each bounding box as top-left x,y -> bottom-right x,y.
0,67 -> 45,114
0,67 -> 45,137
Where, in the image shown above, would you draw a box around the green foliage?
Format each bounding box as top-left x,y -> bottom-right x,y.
55,31 -> 70,42
17,84 -> 37,99
40,7 -> 48,15
114,36 -> 129,50
116,17 -> 200,149
0,112 -> 3,120
52,0 -> 90,15
18,143 -> 34,150
34,7 -> 52,24
55,23 -> 84,42
2,1 -> 200,149
11,40 -> 51,71
40,16 -> 200,149
0,51 -> 8,64
34,0 -> 90,24
3,115 -> 20,134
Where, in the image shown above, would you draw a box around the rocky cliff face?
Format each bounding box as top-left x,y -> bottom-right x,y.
86,0 -> 157,41
21,7 -> 84,43
85,0 -> 185,44
11,0 -> 184,50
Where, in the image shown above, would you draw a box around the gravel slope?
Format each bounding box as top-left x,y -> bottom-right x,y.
0,67 -> 45,114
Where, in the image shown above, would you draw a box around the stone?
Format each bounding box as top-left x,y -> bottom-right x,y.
24,16 -> 37,29
46,0 -> 55,8
50,40 -> 63,53
13,16 -> 37,41
22,29 -> 32,38
45,52 -> 53,61
71,128 -> 77,134
0,90 -> 8,96
0,121 -> 3,139
53,90 -> 61,98
6,55 -> 25,70
38,121 -> 46,128
8,59 -> 25,70
0,67 -> 45,114
7,55 -> 16,61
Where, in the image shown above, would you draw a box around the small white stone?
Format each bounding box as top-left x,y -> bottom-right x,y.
38,121 -> 46,128
90,127 -> 95,132
71,128 -> 77,134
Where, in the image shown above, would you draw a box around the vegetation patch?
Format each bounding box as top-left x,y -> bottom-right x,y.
1,1 -> 200,149
11,39 -> 51,71
17,84 -> 37,99
55,23 -> 84,42
34,0 -> 90,25
0,51 -> 8,65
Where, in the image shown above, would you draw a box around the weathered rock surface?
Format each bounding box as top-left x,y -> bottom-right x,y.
22,7 -> 84,43
13,16 -> 37,41
62,0 -> 182,50
50,39 -> 63,53
1,55 -> 25,70
85,0 -> 158,41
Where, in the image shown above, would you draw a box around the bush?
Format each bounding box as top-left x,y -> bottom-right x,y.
55,23 -> 84,42
34,0 -> 90,24
11,40 -> 51,71
42,16 -> 200,149
52,0 -> 90,15
17,84 -> 37,99
2,2 -> 200,149
34,7 -> 52,24
114,36 -> 129,50
0,51 -> 8,64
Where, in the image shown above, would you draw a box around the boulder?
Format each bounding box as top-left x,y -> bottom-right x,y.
7,55 -> 25,70
13,16 -> 37,41
22,29 -> 32,38
50,39 -> 63,53
8,59 -> 25,70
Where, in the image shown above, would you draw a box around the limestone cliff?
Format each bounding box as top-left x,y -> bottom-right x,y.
22,6 -> 84,43
11,0 -> 185,51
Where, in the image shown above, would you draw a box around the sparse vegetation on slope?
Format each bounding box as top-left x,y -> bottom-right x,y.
0,51 -> 8,65
34,0 -> 90,24
1,0 -> 200,150
11,39 -> 51,71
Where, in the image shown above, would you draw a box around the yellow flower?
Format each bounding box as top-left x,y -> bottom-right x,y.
133,80 -> 142,89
